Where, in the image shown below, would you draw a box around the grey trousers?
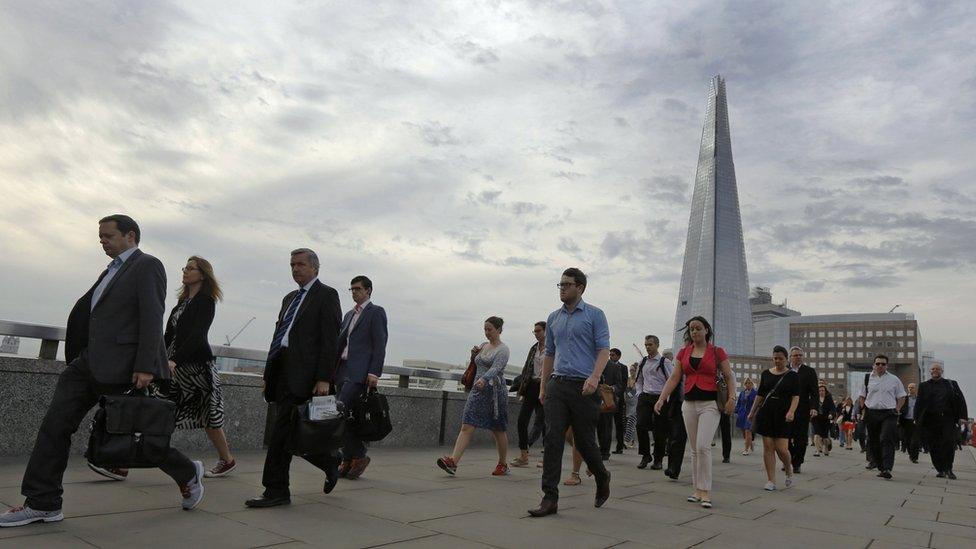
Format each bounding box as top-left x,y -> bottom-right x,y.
540,377 -> 608,501
22,358 -> 196,511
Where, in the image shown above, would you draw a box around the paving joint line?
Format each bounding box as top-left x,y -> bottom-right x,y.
406,509 -> 481,525
362,532 -> 442,549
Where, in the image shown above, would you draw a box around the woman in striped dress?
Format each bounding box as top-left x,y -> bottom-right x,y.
163,256 -> 236,477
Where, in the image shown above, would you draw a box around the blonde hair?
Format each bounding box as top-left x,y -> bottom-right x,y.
179,255 -> 223,302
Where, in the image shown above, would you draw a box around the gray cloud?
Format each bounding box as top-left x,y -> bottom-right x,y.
403,120 -> 462,146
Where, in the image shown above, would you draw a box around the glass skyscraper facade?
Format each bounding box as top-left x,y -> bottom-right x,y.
673,76 -> 754,355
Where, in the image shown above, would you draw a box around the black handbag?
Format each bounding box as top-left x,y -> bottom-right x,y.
85,389 -> 177,468
288,401 -> 346,457
352,388 -> 394,442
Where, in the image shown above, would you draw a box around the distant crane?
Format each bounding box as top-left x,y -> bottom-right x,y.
888,304 -> 901,313
224,317 -> 256,346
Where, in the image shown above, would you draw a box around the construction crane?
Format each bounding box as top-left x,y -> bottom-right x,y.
888,304 -> 901,313
224,317 -> 256,346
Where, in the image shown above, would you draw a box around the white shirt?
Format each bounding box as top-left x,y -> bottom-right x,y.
532,342 -> 545,378
861,371 -> 907,410
281,278 -> 317,348
341,299 -> 370,360
91,247 -> 138,311
635,354 -> 672,395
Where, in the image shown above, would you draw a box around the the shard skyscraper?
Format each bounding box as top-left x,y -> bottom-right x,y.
672,76 -> 754,355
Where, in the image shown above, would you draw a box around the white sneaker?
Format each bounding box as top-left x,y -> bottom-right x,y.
763,481 -> 776,491
741,450 -> 751,456
180,461 -> 205,510
785,475 -> 794,488
0,506 -> 63,528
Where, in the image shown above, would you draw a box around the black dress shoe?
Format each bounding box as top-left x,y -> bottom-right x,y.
595,471 -> 611,508
936,471 -> 946,478
793,465 -> 800,474
664,468 -> 678,480
722,458 -> 730,464
324,467 -> 339,494
527,499 -> 558,517
881,470 -> 892,479
637,456 -> 650,469
245,495 -> 291,508
947,471 -> 957,480
865,464 -> 876,470
650,461 -> 663,471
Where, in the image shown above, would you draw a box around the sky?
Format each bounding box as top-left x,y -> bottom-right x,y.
1,1 -> 975,403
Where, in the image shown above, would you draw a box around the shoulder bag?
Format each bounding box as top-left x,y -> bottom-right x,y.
713,347 -> 730,409
461,357 -> 476,392
352,388 -> 394,442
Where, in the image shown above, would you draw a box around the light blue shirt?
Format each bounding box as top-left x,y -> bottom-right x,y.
90,247 -> 138,311
544,299 -> 611,379
281,278 -> 317,348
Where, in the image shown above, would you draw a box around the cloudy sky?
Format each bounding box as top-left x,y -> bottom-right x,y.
2,1 -> 975,401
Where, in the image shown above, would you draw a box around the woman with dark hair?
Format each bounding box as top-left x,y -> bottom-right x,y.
655,316 -> 736,509
838,396 -> 855,450
812,385 -> 836,457
438,317 -> 511,476
748,346 -> 799,491
735,378 -> 757,455
512,321 -> 546,467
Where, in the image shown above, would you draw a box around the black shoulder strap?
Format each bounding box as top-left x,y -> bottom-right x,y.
864,372 -> 871,393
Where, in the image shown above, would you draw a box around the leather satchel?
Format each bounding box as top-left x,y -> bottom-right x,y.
461,358 -> 476,392
288,401 -> 346,457
598,383 -> 617,413
352,388 -> 393,442
85,390 -> 176,468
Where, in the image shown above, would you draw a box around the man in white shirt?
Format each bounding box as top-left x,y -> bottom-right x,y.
859,354 -> 907,479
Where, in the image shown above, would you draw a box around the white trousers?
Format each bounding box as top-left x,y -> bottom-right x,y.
682,399 -> 721,491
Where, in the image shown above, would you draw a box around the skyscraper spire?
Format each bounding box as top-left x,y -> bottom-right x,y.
673,76 -> 754,355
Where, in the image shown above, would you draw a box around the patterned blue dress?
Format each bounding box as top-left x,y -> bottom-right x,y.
462,343 -> 511,431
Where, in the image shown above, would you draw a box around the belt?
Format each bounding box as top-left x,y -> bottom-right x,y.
867,408 -> 897,413
551,374 -> 587,382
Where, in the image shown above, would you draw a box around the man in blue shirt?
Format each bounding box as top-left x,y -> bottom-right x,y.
528,268 -> 611,517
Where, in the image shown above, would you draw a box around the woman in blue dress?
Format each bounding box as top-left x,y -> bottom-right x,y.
735,378 -> 758,455
437,316 -> 511,476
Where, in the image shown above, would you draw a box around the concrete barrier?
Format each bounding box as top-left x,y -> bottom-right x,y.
0,357 -> 527,457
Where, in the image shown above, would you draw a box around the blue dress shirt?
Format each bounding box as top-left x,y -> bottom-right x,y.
544,299 -> 611,379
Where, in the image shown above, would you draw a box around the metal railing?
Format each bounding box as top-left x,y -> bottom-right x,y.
1,319 -> 479,389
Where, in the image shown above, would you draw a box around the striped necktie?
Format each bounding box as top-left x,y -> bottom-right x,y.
268,288 -> 306,359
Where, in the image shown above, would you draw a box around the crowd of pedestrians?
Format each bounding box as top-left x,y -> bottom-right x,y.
1,214 -> 972,529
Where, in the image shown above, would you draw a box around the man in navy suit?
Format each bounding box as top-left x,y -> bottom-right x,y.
336,275 -> 388,480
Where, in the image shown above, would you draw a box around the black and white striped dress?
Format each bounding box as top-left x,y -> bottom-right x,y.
164,298 -> 225,430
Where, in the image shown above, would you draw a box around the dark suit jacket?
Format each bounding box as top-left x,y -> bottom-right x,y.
916,378 -> 968,425
600,361 -> 627,399
336,301 -> 388,385
263,279 -> 342,402
795,364 -> 819,416
163,295 -> 216,365
65,248 -> 169,384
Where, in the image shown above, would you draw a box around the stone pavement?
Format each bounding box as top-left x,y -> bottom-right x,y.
1,440 -> 974,548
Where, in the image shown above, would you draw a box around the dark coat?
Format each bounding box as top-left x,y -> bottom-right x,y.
163,295 -> 216,365
263,279 -> 342,402
916,378 -> 968,425
65,248 -> 168,384
795,364 -> 819,416
336,301 -> 388,385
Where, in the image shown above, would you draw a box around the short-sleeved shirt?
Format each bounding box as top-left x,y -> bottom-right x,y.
544,300 -> 611,379
861,371 -> 907,410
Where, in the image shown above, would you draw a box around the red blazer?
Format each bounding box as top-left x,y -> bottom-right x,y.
677,343 -> 728,395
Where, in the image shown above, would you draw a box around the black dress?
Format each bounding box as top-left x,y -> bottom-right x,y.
754,369 -> 799,439
812,394 -> 836,437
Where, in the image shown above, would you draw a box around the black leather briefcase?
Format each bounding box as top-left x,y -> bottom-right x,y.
288,402 -> 346,457
85,391 -> 177,468
352,388 -> 394,442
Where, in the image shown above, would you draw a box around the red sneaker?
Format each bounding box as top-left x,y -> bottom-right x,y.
204,459 -> 237,478
87,462 -> 128,481
492,462 -> 510,476
338,461 -> 351,478
436,456 -> 457,475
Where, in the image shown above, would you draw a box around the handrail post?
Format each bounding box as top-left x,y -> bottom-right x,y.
38,339 -> 59,360
398,374 -> 410,388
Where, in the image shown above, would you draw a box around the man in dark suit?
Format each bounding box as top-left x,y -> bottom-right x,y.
245,248 -> 342,508
335,275 -> 388,480
597,348 -> 627,459
899,382 -> 919,463
1,215 -> 203,529
788,346 -> 819,474
916,364 -> 968,479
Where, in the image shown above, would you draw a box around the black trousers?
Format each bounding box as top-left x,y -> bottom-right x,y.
597,412 -> 614,456
667,405 -> 687,474
517,379 -> 544,451
719,412 -> 732,460
900,420 -> 919,460
613,397 -> 626,452
790,413 -> 811,467
22,357 -> 196,511
336,380 -> 367,460
635,393 -> 662,459
541,377 -> 608,502
922,417 -> 959,473
865,408 -> 898,472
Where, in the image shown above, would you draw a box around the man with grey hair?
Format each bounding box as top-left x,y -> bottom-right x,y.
246,248 -> 342,508
787,346 -> 819,473
916,363 -> 968,479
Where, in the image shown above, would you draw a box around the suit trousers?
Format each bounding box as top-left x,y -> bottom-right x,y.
517,379 -> 544,451
718,412 -> 732,461
597,411 -> 614,456
635,393 -> 663,460
337,380 -> 367,460
541,377 -> 608,502
922,417 -> 959,473
789,413 -> 811,468
22,358 -> 196,511
900,421 -> 919,460
666,404 -> 688,475
613,397 -> 626,452
864,408 -> 898,472
682,400 -> 720,491
261,385 -> 337,498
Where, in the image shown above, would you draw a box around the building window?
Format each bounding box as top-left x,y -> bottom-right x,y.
838,372 -> 845,379
828,331 -> 835,337
828,373 -> 835,379
818,332 -> 825,338
896,330 -> 904,337
907,330 -> 915,336
866,331 -> 874,337
908,352 -> 915,358
907,340 -> 914,348
828,341 -> 835,348
885,330 -> 893,336
846,331 -> 853,337
856,331 -> 863,337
